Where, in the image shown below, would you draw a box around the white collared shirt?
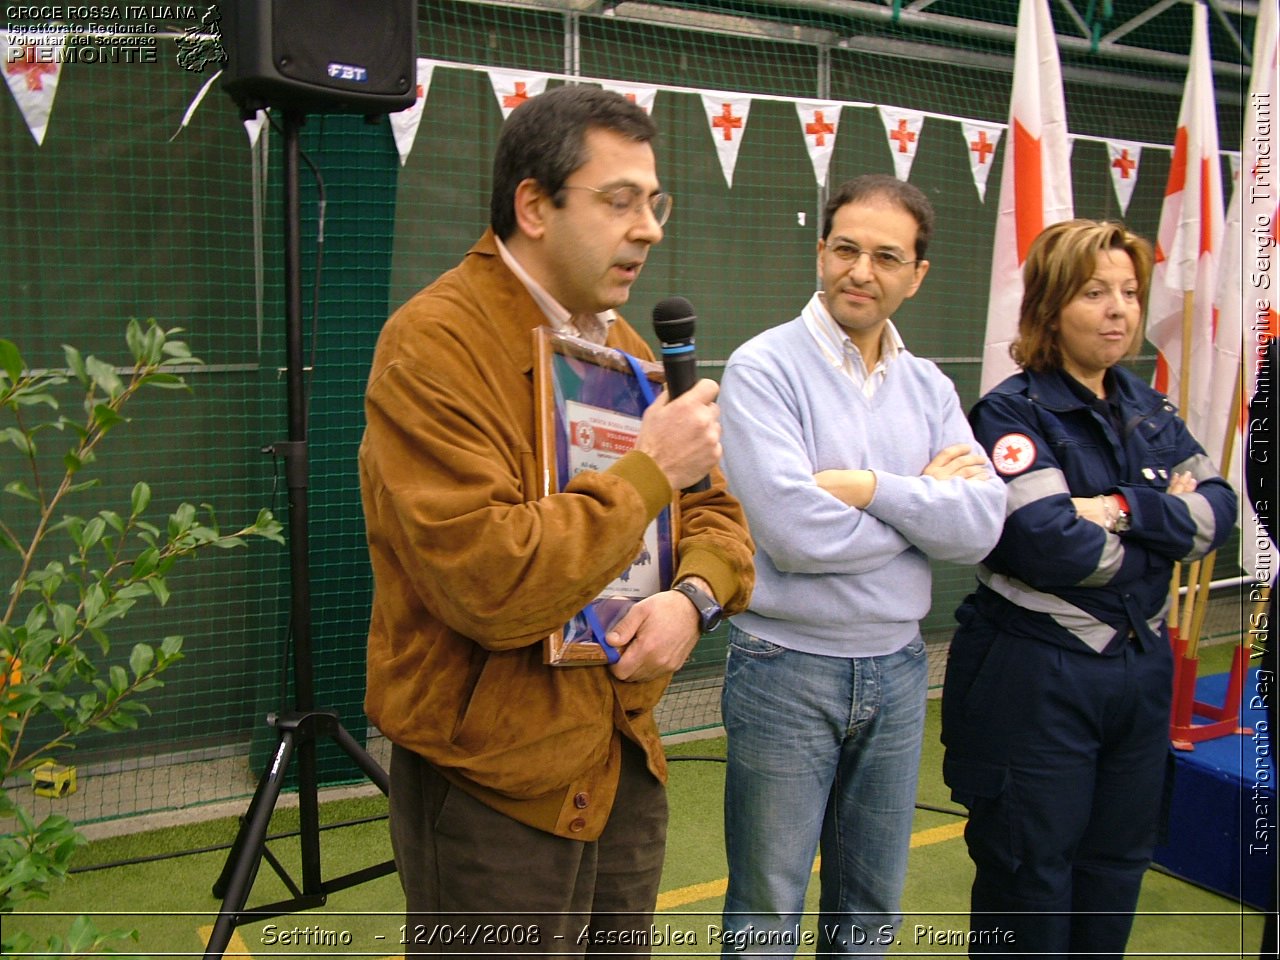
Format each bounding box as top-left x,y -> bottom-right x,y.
801,291 -> 904,399
494,235 -> 615,345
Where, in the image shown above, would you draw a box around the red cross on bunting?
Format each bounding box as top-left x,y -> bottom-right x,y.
970,130 -> 994,164
5,47 -> 57,91
805,111 -> 834,146
1111,148 -> 1136,179
713,102 -> 743,141
503,82 -> 530,110
890,118 -> 916,153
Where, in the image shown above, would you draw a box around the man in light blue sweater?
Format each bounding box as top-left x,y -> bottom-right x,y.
717,175 -> 1006,957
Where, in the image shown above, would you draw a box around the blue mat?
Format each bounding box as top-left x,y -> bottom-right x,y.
1152,668 -> 1276,909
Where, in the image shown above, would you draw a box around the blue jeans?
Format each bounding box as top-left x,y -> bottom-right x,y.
721,625 -> 928,958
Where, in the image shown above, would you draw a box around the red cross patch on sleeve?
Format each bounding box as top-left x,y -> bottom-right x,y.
991,433 -> 1036,476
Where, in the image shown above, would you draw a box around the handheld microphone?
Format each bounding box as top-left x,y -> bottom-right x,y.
652,296 -> 710,494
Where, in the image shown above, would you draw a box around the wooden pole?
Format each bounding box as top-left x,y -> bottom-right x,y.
1169,290 -> 1197,632
1185,356 -> 1244,659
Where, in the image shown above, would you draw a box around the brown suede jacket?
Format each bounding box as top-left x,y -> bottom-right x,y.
360,230 -> 754,839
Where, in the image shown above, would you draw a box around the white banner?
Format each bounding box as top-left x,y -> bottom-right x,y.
2,29 -> 66,145
876,106 -> 924,182
600,81 -> 658,115
488,68 -> 549,120
1105,140 -> 1143,215
960,120 -> 1003,203
795,101 -> 843,187
390,59 -> 438,166
700,92 -> 752,188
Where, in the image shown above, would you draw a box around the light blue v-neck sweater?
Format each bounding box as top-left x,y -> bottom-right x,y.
719,312 -> 1007,658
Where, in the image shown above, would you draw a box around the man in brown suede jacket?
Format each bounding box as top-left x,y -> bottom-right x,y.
360,84 -> 754,954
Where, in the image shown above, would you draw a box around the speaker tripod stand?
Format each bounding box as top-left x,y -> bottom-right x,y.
202,110 -> 395,960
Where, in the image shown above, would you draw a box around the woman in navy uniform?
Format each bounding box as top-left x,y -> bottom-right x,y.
942,219 -> 1237,958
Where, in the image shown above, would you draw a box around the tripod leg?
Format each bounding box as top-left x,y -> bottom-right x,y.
332,722 -> 390,794
203,728 -> 297,960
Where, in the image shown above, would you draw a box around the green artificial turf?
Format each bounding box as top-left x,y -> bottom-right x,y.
7,640 -> 1266,957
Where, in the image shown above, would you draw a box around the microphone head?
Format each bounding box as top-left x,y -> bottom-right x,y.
652,296 -> 697,344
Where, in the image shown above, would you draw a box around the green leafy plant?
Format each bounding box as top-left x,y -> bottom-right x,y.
0,320 -> 284,955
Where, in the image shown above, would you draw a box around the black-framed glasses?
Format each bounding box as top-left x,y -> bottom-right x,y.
560,184 -> 673,226
825,241 -> 919,273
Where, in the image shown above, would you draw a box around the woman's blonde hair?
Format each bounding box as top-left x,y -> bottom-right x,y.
1010,219 -> 1154,373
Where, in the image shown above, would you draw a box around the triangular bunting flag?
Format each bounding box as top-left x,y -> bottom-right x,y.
960,120 -> 1003,202
877,106 -> 925,181
488,69 -> 549,120
795,101 -> 842,187
979,0 -> 1074,394
1146,1 -> 1223,444
600,81 -> 657,115
700,92 -> 751,188
390,59 -> 437,166
1105,140 -> 1142,215
244,109 -> 268,148
2,29 -> 66,146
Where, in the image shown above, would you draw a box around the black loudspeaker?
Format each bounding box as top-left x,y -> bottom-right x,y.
220,0 -> 417,115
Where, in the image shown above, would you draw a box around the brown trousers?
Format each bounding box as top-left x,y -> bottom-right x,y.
389,738 -> 668,958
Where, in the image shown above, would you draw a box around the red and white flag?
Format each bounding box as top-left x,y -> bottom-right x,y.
390,59 -> 437,166
960,120 -> 1003,203
979,0 -> 1074,394
795,101 -> 843,187
1146,2 -> 1223,445
488,69 -> 549,121
1105,139 -> 1143,215
877,106 -> 924,182
2,29 -> 66,145
600,81 -> 657,115
700,92 -> 752,188
1216,0 -> 1277,577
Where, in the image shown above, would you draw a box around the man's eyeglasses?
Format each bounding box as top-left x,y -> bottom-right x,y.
825,241 -> 919,273
560,184 -> 673,227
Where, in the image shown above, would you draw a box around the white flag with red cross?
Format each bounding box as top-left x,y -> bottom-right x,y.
795,101 -> 843,187
1214,0 -> 1277,576
488,69 -> 549,121
600,81 -> 658,115
390,59 -> 437,166
700,93 -> 752,188
2,29 -> 66,146
877,106 -> 925,182
960,120 -> 1003,202
1105,140 -> 1143,215
978,0 -> 1074,395
1146,2 -> 1223,446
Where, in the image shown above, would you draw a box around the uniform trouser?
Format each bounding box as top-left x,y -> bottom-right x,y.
941,608 -> 1172,960
388,737 -> 668,959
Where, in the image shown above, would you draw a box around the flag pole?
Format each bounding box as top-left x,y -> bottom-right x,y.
1185,355 -> 1244,658
1170,289 -> 1199,634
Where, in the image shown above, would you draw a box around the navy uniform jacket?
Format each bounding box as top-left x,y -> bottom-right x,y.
969,365 -> 1237,655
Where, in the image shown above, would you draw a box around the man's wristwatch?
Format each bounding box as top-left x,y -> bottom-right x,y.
673,580 -> 724,633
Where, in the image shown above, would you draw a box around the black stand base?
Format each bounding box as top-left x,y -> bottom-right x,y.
202,712 -> 394,958
200,109 -> 395,959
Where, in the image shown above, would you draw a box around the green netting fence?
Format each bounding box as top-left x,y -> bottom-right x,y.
0,0 -> 1257,826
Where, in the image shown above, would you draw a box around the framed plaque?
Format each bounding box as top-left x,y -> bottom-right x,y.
533,327 -> 677,665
